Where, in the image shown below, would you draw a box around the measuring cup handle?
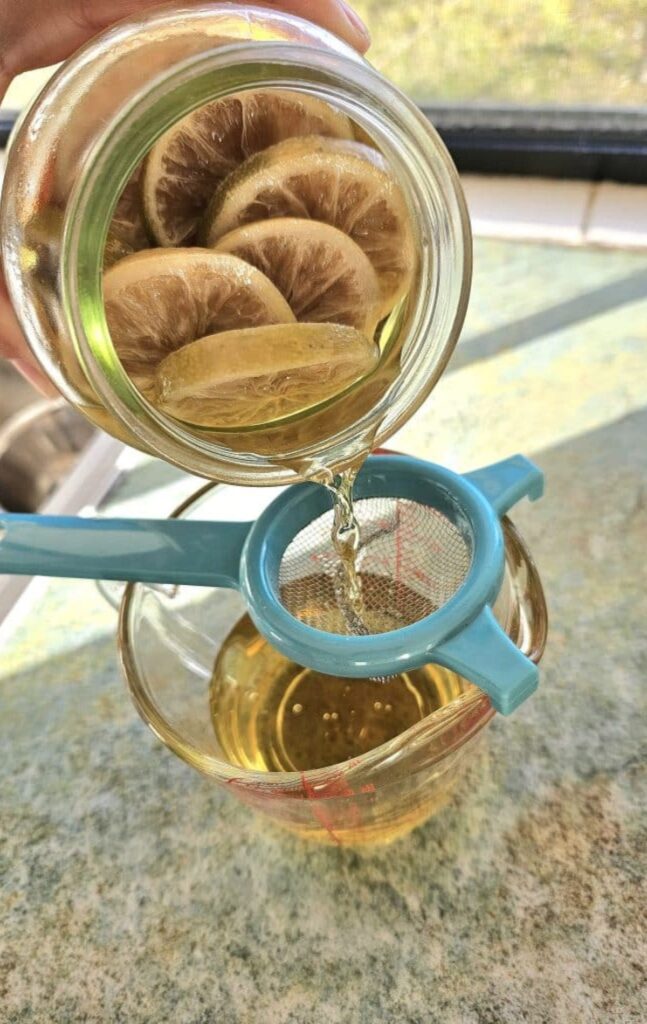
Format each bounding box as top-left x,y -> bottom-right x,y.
435,606 -> 539,715
0,514 -> 252,590
465,455 -> 544,517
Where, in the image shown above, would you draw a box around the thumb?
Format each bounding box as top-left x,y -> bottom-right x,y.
264,1 -> 371,52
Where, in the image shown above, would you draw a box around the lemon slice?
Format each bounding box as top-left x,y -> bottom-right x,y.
203,136 -> 416,317
213,219 -> 381,336
103,249 -> 295,392
104,168 -> 151,268
154,323 -> 380,429
143,90 -> 353,247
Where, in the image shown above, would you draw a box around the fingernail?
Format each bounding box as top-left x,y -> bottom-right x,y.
339,3 -> 371,50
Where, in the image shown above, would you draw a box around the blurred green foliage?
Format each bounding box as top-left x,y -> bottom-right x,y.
354,0 -> 647,104
3,1 -> 646,111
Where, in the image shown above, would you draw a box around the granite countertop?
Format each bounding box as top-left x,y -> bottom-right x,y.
1,239 -> 645,1023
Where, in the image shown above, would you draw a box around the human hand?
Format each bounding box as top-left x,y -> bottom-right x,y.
0,1 -> 369,86
0,0 -> 370,392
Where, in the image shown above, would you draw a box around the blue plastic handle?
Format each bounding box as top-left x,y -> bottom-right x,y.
436,606 -> 539,715
0,455 -> 544,717
0,514 -> 252,589
465,455 -> 544,516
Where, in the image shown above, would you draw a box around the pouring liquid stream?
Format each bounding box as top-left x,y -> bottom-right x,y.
326,467 -> 369,635
325,466 -> 393,684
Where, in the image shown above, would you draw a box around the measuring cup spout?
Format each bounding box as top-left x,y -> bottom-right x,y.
0,514 -> 252,589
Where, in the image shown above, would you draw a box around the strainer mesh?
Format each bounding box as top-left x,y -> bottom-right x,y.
279,498 -> 472,636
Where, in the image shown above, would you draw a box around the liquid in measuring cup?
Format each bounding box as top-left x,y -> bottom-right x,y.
210,613 -> 472,774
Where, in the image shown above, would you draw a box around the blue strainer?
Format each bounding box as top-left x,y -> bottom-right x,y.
0,454 -> 543,714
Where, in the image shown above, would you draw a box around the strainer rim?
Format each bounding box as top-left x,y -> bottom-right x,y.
240,454 -> 506,677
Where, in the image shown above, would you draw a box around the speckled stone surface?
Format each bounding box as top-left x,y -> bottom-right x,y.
1,240 -> 646,1023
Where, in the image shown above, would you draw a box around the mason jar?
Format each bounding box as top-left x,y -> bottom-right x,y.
1,2 -> 471,485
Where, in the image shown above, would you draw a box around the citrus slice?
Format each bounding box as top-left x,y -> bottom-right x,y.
143,90 -> 353,247
213,219 -> 381,336
203,136 -> 416,317
104,167 -> 151,268
103,249 -> 295,392
154,323 -> 380,428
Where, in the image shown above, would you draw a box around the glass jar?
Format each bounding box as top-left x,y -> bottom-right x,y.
120,481 -> 548,847
0,3 -> 471,486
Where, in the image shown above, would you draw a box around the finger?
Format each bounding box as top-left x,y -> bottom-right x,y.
11,358 -> 60,396
0,271 -> 26,362
1,0 -> 370,78
0,273 -> 56,394
258,1 -> 370,52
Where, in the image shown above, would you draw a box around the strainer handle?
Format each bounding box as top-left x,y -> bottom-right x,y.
0,514 -> 252,589
436,606 -> 539,715
465,455 -> 544,516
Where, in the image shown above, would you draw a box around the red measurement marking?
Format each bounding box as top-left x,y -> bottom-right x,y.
300,770 -> 369,842
300,772 -> 342,845
301,771 -> 355,800
412,569 -> 434,586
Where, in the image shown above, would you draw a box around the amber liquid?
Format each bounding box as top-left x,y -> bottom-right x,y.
210,613 -> 471,774
324,466 -> 368,629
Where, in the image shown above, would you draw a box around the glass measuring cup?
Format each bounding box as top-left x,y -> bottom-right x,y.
119,480 -> 548,847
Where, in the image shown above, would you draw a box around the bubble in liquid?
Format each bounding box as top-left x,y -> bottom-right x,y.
385,704 -> 393,713
374,701 -> 383,711
323,712 -> 331,721
292,703 -> 304,716
331,712 -> 339,721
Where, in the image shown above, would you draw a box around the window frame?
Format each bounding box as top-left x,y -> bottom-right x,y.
3,104 -> 647,183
